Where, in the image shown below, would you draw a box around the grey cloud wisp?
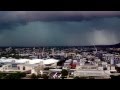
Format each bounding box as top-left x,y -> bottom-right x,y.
0,11 -> 120,46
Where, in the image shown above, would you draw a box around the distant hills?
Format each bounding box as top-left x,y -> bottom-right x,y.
0,43 -> 120,48
109,43 -> 120,48
113,43 -> 120,46
94,43 -> 120,48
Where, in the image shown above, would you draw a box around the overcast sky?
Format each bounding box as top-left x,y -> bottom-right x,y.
0,11 -> 120,46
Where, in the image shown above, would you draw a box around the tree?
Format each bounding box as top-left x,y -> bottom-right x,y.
0,72 -> 6,79
88,76 -> 95,79
115,66 -> 120,73
110,75 -> 120,79
30,74 -> 38,79
3,72 -> 26,79
20,72 -> 26,77
41,74 -> 49,79
74,76 -> 80,79
37,74 -> 42,79
74,76 -> 89,79
61,69 -> 68,79
44,67 -> 50,70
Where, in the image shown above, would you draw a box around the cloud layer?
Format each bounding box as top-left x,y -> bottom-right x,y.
0,11 -> 120,46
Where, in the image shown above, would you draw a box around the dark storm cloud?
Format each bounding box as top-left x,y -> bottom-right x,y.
0,11 -> 120,30
0,11 -> 120,46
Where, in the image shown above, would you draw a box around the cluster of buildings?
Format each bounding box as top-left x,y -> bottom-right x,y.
0,57 -> 59,75
0,47 -> 120,79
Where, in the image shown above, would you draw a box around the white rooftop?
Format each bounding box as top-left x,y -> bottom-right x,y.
0,58 -> 59,65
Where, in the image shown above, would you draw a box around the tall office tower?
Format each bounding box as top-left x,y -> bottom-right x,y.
110,57 -> 114,65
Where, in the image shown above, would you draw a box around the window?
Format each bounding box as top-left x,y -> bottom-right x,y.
18,66 -> 20,70
12,64 -> 17,67
23,66 -> 25,70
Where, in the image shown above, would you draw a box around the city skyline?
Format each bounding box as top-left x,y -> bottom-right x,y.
0,11 -> 120,46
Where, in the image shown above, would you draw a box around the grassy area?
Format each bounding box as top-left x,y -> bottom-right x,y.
0,72 -> 26,79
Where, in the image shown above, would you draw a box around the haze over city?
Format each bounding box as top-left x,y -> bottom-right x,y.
0,11 -> 120,46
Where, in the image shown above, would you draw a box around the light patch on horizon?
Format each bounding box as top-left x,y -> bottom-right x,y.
88,30 -> 119,45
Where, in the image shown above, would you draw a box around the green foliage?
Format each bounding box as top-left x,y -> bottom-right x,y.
74,76 -> 89,79
44,67 -> 50,70
0,72 -> 26,79
115,67 -> 120,73
0,72 -> 6,79
41,74 -> 49,79
61,69 -> 68,77
74,76 -> 80,79
61,77 -> 65,79
30,74 -> 38,79
110,75 -> 120,79
88,76 -> 95,79
37,74 -> 42,78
